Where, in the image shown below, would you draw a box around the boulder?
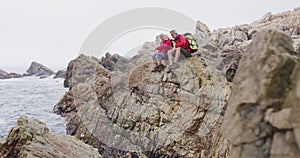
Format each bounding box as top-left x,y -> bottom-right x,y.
63,54 -> 103,88
100,52 -> 133,72
0,116 -> 101,158
24,61 -> 55,77
222,29 -> 300,158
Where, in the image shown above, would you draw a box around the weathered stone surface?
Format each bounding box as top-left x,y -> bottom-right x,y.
265,108 -> 293,130
53,90 -> 74,117
222,29 -> 300,158
211,25 -> 249,48
55,52 -> 231,157
195,21 -> 217,52
197,7 -> 300,82
24,61 -> 55,77
0,116 -> 101,158
100,52 -> 133,72
63,54 -> 103,88
289,64 -> 300,150
251,8 -> 300,36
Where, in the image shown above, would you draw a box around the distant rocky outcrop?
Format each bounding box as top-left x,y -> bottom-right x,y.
24,61 -> 55,77
0,69 -> 22,79
54,69 -> 67,79
0,116 -> 101,158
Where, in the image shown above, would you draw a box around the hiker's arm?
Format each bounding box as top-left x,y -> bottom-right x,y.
156,45 -> 164,50
175,36 -> 185,47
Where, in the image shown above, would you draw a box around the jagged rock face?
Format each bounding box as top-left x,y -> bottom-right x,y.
63,54 -> 102,88
251,7 -> 300,36
100,53 -> 134,72
197,7 -> 300,83
0,69 -> 22,79
55,53 -> 231,157
222,29 -> 300,158
211,25 -> 250,49
53,90 -> 74,117
0,116 -> 101,158
25,61 -> 55,77
195,21 -> 217,52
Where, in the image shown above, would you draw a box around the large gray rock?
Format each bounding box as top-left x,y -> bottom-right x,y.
55,52 -> 231,157
24,61 -> 55,77
222,29 -> 300,158
0,69 -> 8,76
100,52 -> 133,72
53,69 -> 66,79
63,54 -> 101,88
0,116 -> 101,158
195,21 -> 217,52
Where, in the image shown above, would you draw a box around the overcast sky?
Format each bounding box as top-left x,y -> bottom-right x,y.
0,0 -> 299,73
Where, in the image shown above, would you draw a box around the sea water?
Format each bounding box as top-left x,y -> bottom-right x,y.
0,76 -> 67,138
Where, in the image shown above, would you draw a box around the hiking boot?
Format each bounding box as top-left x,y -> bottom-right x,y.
172,62 -> 180,69
166,65 -> 174,73
166,63 -> 179,73
157,64 -> 166,72
151,66 -> 159,72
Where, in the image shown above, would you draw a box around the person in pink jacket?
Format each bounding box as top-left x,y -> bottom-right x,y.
152,33 -> 173,72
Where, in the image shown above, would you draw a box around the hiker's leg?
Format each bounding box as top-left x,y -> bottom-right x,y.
152,54 -> 158,67
174,48 -> 181,63
156,53 -> 163,65
157,58 -> 162,65
161,53 -> 168,65
167,49 -> 174,65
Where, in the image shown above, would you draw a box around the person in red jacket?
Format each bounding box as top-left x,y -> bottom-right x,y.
167,30 -> 192,73
152,33 -> 173,72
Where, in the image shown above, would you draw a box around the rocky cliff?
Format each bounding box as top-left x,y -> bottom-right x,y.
54,52 -> 231,157
0,116 -> 101,158
51,7 -> 300,158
